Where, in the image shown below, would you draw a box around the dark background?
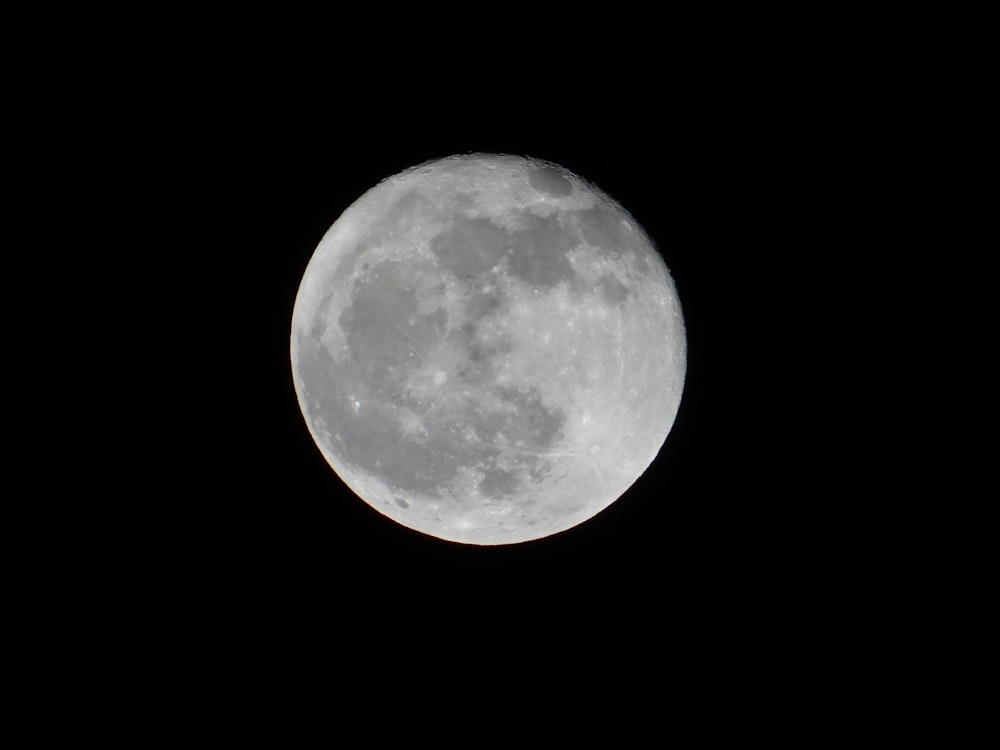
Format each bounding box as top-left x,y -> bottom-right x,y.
161,57 -> 854,674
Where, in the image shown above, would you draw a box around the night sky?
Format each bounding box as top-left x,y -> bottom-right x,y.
161,57 -> 850,677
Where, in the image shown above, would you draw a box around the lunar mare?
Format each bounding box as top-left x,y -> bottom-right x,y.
291,154 -> 686,544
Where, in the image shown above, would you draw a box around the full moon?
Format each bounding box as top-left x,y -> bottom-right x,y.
290,154 -> 686,544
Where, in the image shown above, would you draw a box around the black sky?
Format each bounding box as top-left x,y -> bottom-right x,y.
162,58 -> 852,675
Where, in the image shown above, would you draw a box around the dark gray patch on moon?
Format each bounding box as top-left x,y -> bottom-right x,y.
576,202 -> 624,250
432,212 -> 577,288
298,254 -> 570,506
528,165 -> 572,197
597,273 -> 629,305
297,330 -> 458,498
310,288 -> 334,341
338,260 -> 448,378
462,291 -> 505,323
294,332 -> 455,496
454,191 -> 476,209
493,386 -> 566,451
505,213 -> 578,288
574,204 -> 651,274
479,466 -> 521,497
431,217 -> 509,277
383,190 -> 433,235
459,384 -> 564,457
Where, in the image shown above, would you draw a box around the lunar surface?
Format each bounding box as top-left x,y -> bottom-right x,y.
290,154 -> 686,544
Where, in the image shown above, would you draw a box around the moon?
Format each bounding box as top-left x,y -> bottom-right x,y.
290,154 -> 686,545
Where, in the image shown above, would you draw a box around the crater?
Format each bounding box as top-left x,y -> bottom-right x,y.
528,165 -> 573,197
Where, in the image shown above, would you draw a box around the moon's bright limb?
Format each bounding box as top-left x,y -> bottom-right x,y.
290,154 -> 686,545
